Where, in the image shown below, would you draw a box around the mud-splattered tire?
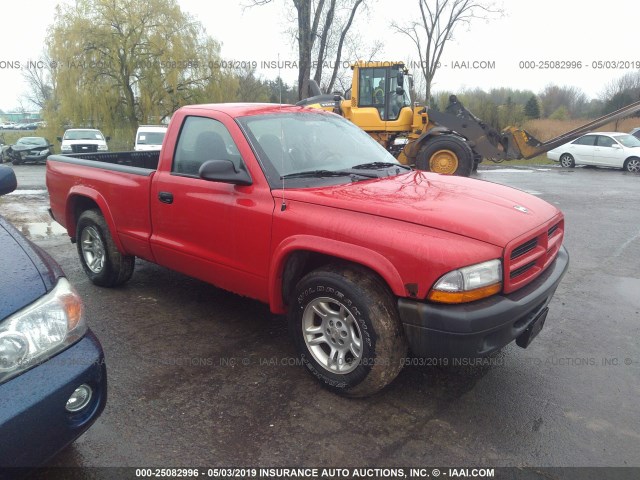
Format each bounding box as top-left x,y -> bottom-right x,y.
289,264 -> 408,397
416,135 -> 474,177
76,209 -> 135,287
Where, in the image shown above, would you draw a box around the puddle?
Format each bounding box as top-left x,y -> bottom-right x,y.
7,190 -> 48,196
480,168 -> 534,173
19,221 -> 68,239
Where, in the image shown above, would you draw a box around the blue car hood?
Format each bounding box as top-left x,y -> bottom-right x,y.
0,216 -> 59,320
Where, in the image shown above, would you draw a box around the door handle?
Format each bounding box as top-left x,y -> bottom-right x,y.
158,191 -> 174,204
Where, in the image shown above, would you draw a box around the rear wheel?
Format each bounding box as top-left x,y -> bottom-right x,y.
415,135 -> 473,177
289,264 -> 408,397
559,153 -> 575,168
623,157 -> 640,173
76,209 -> 135,287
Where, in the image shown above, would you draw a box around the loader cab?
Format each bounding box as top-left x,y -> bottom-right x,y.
348,62 -> 413,132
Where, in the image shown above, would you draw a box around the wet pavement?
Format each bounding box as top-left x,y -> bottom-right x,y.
1,163 -> 639,471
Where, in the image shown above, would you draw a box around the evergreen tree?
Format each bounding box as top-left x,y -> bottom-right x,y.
524,95 -> 540,119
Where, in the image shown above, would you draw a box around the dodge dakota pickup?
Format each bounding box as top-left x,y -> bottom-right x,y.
46,103 -> 569,396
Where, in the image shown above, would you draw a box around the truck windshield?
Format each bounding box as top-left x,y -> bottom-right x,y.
137,132 -> 166,145
237,111 -> 402,183
64,130 -> 104,141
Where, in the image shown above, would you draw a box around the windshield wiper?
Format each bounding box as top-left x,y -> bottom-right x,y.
351,162 -> 411,170
281,169 -> 378,180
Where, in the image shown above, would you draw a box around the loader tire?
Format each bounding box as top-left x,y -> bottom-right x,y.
416,135 -> 474,177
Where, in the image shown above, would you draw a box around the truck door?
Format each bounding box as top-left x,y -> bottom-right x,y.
149,114 -> 275,303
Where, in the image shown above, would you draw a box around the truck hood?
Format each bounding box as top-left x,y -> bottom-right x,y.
282,171 -> 560,248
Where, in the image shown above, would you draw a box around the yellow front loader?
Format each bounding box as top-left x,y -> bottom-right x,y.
297,61 -> 640,176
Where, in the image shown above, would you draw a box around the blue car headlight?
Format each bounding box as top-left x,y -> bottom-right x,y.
0,278 -> 87,384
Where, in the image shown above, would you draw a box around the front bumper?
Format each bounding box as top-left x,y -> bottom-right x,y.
0,330 -> 107,470
23,153 -> 49,162
398,246 -> 569,358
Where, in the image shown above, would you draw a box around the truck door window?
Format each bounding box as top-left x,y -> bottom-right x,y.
173,116 -> 242,176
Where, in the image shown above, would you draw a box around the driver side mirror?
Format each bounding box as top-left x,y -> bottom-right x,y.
0,165 -> 17,196
57,136 -> 62,142
397,71 -> 404,87
199,159 -> 252,186
611,144 -> 622,149
395,87 -> 405,96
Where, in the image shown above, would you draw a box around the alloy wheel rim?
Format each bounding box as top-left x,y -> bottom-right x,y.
81,226 -> 106,273
302,297 -> 363,374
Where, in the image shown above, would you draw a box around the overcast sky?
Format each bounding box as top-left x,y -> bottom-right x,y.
1,0 -> 638,112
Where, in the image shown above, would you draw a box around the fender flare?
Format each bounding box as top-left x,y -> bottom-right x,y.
403,126 -> 458,159
65,186 -> 127,254
268,235 -> 405,314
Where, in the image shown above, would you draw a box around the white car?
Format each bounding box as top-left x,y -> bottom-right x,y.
134,125 -> 167,151
547,132 -> 640,173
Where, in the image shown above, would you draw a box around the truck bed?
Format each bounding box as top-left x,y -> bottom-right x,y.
47,150 -> 160,262
48,150 -> 160,173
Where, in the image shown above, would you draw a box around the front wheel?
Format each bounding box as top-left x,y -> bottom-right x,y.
76,209 -> 135,287
624,157 -> 640,173
415,135 -> 474,177
289,264 -> 408,397
559,153 -> 575,168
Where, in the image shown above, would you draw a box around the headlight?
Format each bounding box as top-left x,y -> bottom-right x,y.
428,259 -> 502,304
61,144 -> 71,152
97,144 -> 108,151
0,278 -> 87,384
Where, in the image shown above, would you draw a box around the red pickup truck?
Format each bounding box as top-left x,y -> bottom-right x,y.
47,103 -> 569,396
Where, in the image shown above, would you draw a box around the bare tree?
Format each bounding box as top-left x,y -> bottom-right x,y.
329,33 -> 384,95
393,0 -> 502,102
538,84 -> 588,119
314,0 -> 366,93
249,0 -> 367,99
599,71 -> 640,116
21,52 -> 56,111
599,71 -> 640,102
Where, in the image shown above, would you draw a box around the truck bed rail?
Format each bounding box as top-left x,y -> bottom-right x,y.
47,150 -> 160,175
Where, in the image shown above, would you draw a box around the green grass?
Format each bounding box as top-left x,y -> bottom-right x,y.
483,155 -> 555,167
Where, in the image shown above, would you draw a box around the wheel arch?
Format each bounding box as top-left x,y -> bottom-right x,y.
269,236 -> 405,314
65,186 -> 126,253
403,126 -> 454,161
623,156 -> 640,171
